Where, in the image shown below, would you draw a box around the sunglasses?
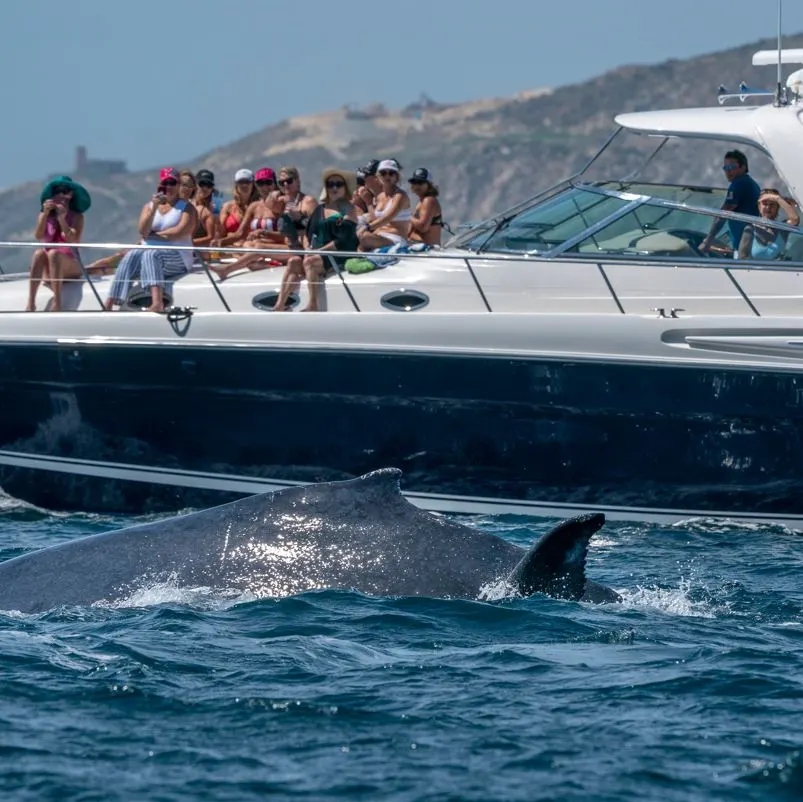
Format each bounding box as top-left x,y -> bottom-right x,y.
409,179 -> 426,186
722,164 -> 740,172
256,179 -> 276,186
235,180 -> 253,186
378,170 -> 397,177
180,181 -> 195,188
278,178 -> 295,186
326,180 -> 346,189
51,186 -> 73,195
198,180 -> 214,188
162,179 -> 178,187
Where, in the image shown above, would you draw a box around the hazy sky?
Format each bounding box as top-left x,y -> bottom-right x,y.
2,0 -> 801,186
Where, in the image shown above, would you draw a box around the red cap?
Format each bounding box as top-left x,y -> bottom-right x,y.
159,167 -> 180,183
254,167 -> 276,183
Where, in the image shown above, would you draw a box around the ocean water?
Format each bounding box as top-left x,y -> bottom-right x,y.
0,495 -> 802,801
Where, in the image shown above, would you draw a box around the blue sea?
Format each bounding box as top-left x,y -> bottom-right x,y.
0,494 -> 802,802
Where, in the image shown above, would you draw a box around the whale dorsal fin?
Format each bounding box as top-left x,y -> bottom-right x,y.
506,513 -> 606,600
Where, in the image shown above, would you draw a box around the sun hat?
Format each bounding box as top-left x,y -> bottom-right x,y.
320,167 -> 356,199
408,167 -> 435,185
254,167 -> 276,183
196,169 -> 215,185
234,168 -> 254,182
40,175 -> 91,213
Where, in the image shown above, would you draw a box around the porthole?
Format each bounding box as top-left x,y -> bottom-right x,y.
252,291 -> 299,311
380,289 -> 429,312
126,290 -> 173,309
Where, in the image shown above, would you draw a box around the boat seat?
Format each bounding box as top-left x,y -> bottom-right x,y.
783,237 -> 803,264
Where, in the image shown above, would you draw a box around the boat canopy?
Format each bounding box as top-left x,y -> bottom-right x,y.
615,103 -> 803,205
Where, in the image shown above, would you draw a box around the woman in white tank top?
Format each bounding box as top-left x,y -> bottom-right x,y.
358,158 -> 411,250
105,167 -> 197,312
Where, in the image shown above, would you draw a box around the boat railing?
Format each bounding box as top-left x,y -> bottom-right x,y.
2,236 -> 803,317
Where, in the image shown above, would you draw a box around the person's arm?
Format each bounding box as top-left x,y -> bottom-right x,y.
157,205 -> 196,240
701,200 -> 737,249
737,226 -> 754,259
34,202 -> 56,239
138,199 -> 162,238
409,198 -> 438,235
235,201 -> 258,240
193,208 -> 216,247
778,196 -> 800,227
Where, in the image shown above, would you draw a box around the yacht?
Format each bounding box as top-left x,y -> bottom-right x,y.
1,48 -> 803,526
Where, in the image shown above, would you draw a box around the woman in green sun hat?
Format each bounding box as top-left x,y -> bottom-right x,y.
27,175 -> 91,312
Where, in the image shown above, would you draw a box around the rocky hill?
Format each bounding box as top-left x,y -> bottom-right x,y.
1,34 -> 801,272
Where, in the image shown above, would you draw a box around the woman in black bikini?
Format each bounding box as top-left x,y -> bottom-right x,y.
273,168 -> 359,312
407,167 -> 444,247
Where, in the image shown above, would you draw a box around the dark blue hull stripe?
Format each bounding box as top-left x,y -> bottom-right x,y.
1,449 -> 801,528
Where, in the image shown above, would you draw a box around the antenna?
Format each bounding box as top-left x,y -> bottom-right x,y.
776,0 -> 785,105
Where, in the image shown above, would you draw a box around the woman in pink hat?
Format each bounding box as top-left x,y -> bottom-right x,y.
104,167 -> 198,312
209,167 -> 290,281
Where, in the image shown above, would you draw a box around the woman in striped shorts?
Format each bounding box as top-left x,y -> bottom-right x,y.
105,167 -> 197,313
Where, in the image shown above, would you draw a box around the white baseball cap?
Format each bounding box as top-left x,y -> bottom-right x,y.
234,168 -> 254,182
377,159 -> 401,174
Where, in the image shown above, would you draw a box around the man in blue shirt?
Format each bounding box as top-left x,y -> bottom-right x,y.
700,149 -> 761,255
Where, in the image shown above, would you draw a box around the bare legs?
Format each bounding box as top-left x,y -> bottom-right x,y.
300,255 -> 326,312
26,249 -> 47,311
358,231 -> 396,251
209,239 -> 290,282
145,285 -> 165,314
26,250 -> 76,312
272,256 -> 304,311
46,251 -> 64,312
272,254 -> 326,311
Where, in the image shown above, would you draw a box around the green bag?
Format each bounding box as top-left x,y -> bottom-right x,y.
344,258 -> 377,275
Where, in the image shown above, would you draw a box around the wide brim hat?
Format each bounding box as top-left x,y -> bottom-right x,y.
320,167 -> 356,199
40,175 -> 91,213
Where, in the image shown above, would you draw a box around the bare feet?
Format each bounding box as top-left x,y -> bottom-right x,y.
25,303 -> 35,312
144,304 -> 165,313
299,305 -> 319,312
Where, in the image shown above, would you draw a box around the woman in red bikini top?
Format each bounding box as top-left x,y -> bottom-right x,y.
216,169 -> 259,247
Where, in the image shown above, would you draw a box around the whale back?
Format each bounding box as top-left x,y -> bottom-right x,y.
0,469 -> 522,611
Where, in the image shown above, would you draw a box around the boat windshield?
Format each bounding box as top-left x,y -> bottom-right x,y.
595,181 -> 728,210
561,195 -> 803,262
458,187 -> 633,254
454,182 -> 730,255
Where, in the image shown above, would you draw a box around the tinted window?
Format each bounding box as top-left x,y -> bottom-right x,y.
564,201 -> 803,262
462,188 -> 631,254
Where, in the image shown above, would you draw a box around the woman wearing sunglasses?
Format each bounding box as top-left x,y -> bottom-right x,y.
358,158 -> 411,251
273,168 -> 359,312
26,175 -> 91,312
192,169 -> 220,252
104,167 -> 197,313
210,167 -> 291,281
407,167 -> 444,247
214,169 -> 259,249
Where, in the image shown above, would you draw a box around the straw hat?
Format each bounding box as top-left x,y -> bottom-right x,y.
320,167 -> 356,200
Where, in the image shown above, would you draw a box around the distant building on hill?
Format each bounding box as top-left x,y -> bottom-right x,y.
73,146 -> 127,178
